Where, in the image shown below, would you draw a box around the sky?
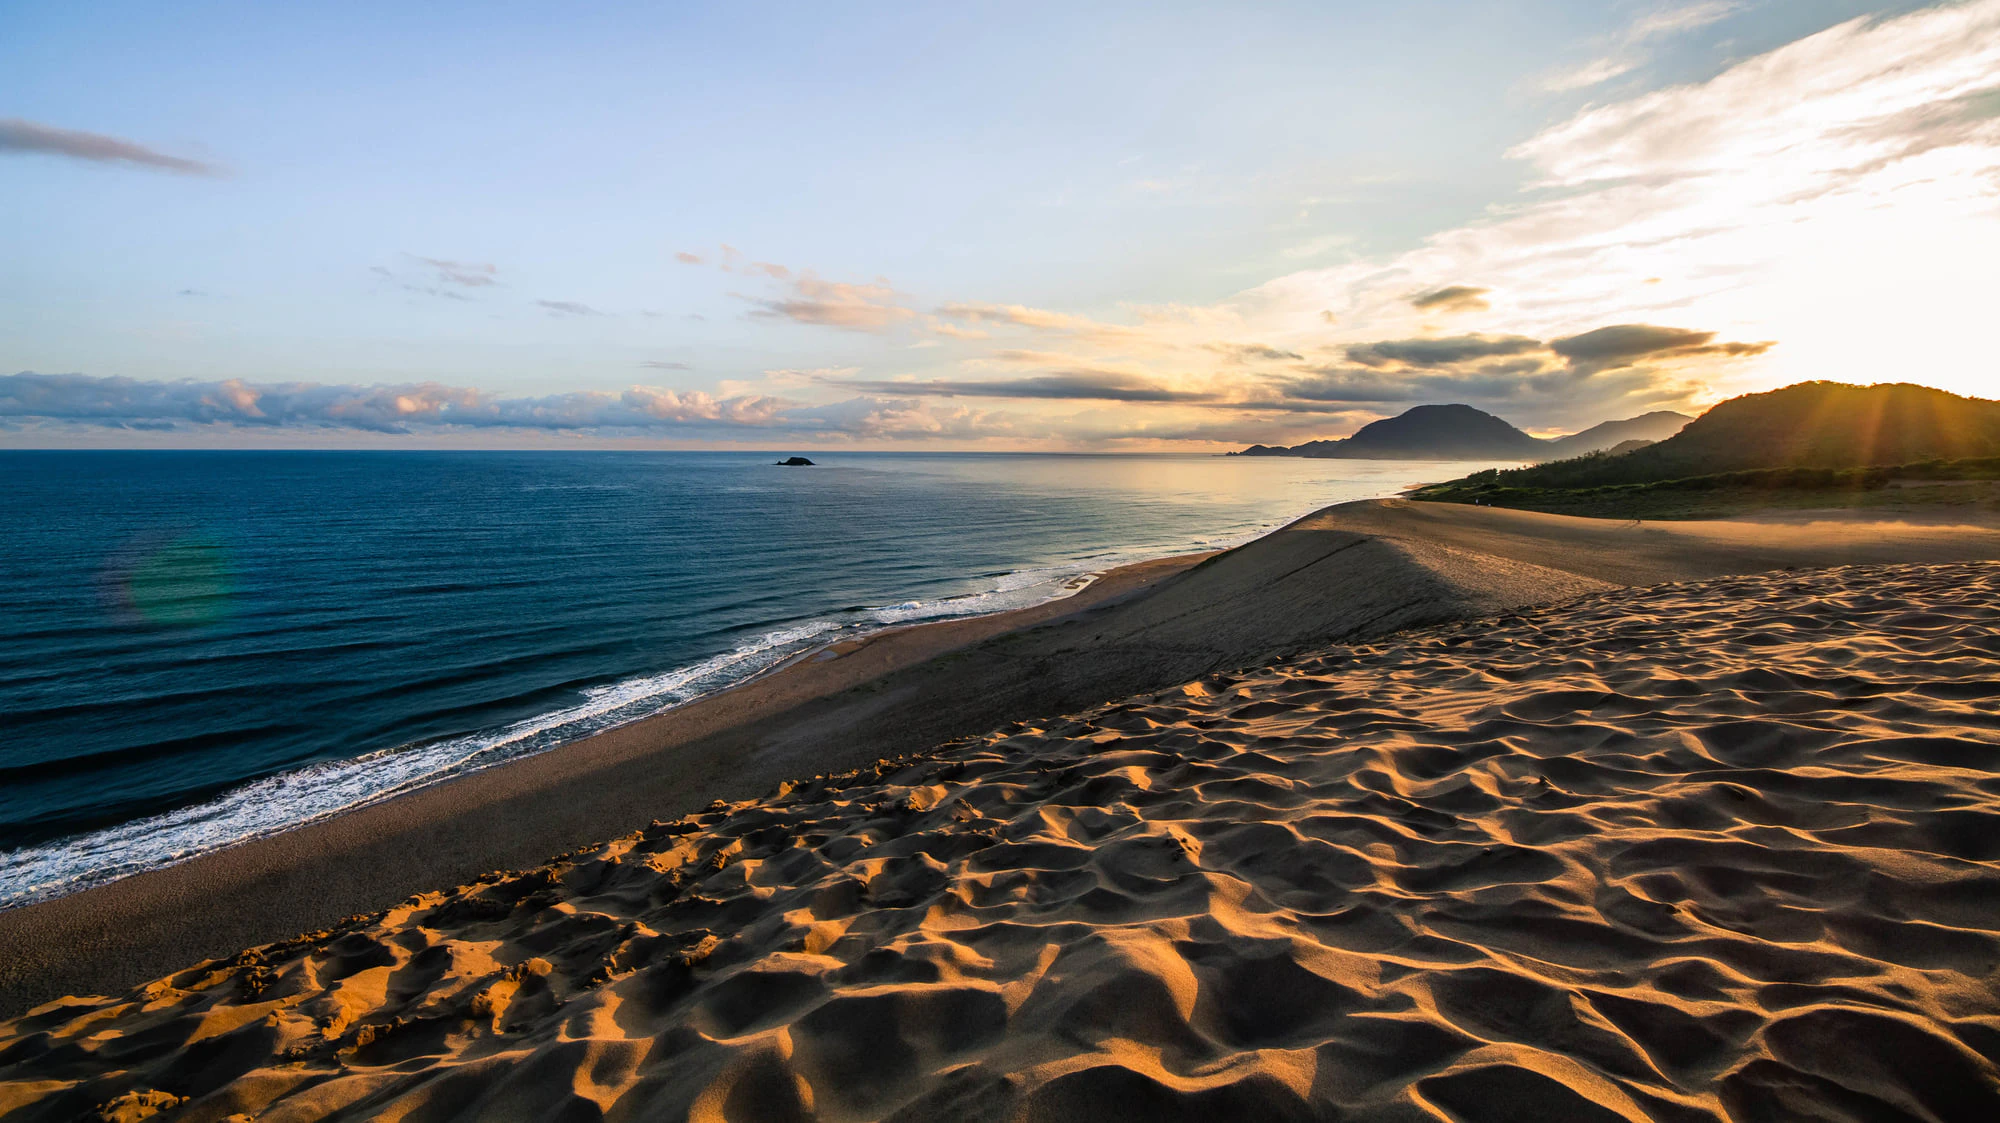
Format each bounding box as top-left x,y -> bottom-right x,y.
3,0 -> 1996,450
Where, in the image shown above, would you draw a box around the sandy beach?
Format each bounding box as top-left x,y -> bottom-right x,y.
4,500 -> 2000,1120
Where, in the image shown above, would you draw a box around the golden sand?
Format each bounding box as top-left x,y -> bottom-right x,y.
5,561 -> 1997,1121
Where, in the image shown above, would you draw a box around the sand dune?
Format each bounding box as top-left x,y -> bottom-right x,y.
5,560 -> 1997,1121
15,499 -> 2000,1023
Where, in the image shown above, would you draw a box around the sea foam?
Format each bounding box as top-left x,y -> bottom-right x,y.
0,560 -> 1129,908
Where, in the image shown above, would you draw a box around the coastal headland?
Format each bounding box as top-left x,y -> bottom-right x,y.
5,499 -> 2000,1119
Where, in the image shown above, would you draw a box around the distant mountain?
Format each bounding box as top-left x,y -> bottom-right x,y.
1489,382 -> 2000,488
1309,404 -> 1545,459
1231,404 -> 1691,461
1539,411 -> 1691,459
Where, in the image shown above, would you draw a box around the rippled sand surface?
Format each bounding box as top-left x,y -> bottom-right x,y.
5,562 -> 1998,1122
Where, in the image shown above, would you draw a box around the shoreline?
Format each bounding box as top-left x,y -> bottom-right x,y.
7,531 -> 2000,1118
0,547 -> 1216,1016
7,498 -> 2000,1018
0,544 -> 1215,913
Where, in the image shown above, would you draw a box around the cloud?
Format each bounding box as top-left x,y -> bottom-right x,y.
639,360 -> 691,370
619,386 -> 787,425
1206,342 -> 1304,363
1223,0 -> 2000,424
747,273 -> 914,331
1408,286 -> 1490,314
1274,358 -> 1689,414
679,250 -> 912,331
1234,318 -> 1763,418
25,3 -> 1992,450
1346,333 -> 1542,368
934,302 -> 1143,347
828,371 -> 1217,403
0,372 -> 786,436
415,258 -> 498,288
373,256 -> 501,301
1540,57 -> 1641,94
0,372 -> 1044,444
537,300 -> 603,317
1537,1 -> 1741,93
0,118 -> 220,176
1548,324 -> 1773,367
1280,233 -> 1355,260
674,252 -> 704,265
1077,410 -> 1380,446
1627,1 -> 1742,41
925,318 -> 992,341
1512,5 -> 2000,188
782,396 -> 1027,441
755,366 -> 862,389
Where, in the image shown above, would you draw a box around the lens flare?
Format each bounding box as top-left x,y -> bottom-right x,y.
103,531 -> 238,627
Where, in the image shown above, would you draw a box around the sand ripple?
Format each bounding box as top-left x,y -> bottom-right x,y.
4,563 -> 1999,1121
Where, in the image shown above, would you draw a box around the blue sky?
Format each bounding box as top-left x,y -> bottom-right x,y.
4,0 -> 1992,448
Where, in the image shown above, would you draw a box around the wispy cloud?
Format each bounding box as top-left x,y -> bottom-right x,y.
678,248 -> 917,332
1205,342 -> 1305,364
1218,0 -> 2000,424
537,299 -> 603,317
933,302 -> 1146,348
373,255 -> 501,301
415,258 -> 497,288
1537,1 -> 1740,93
746,274 -> 914,331
639,360 -> 691,370
0,118 -> 220,176
925,318 -> 992,341
1408,286 -> 1490,314
1540,56 -> 1642,94
827,371 -> 1218,403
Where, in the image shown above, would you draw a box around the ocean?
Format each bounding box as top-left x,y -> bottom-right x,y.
0,450 -> 1461,906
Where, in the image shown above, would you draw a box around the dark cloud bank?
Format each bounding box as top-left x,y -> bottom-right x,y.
1408,285 -> 1490,313
2,318 -> 1770,443
0,373 -> 789,436
825,322 -> 1769,419
1284,323 -> 1771,411
0,118 -> 219,176
829,371 -> 1215,403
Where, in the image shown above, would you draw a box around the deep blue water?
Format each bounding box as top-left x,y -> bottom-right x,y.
0,450 -> 1463,904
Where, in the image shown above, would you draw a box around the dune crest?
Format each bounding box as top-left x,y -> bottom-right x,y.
5,562 -> 1998,1121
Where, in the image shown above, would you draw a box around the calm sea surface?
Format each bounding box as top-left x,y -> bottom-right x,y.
0,450 -> 1470,904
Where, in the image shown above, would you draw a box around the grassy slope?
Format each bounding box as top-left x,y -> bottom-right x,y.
1414,380 -> 2000,521
1413,460 -> 2000,520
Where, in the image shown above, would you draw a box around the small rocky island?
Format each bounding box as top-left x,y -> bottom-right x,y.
776,456 -> 815,466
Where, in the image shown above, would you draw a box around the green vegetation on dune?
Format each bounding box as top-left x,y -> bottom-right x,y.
1414,381 -> 2000,519
1482,381 -> 2000,490
1415,472 -> 2000,520
1416,456 -> 2000,520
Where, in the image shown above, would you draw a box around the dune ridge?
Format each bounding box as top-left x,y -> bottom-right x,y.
5,561 -> 1998,1121
9,501 -> 2000,1023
